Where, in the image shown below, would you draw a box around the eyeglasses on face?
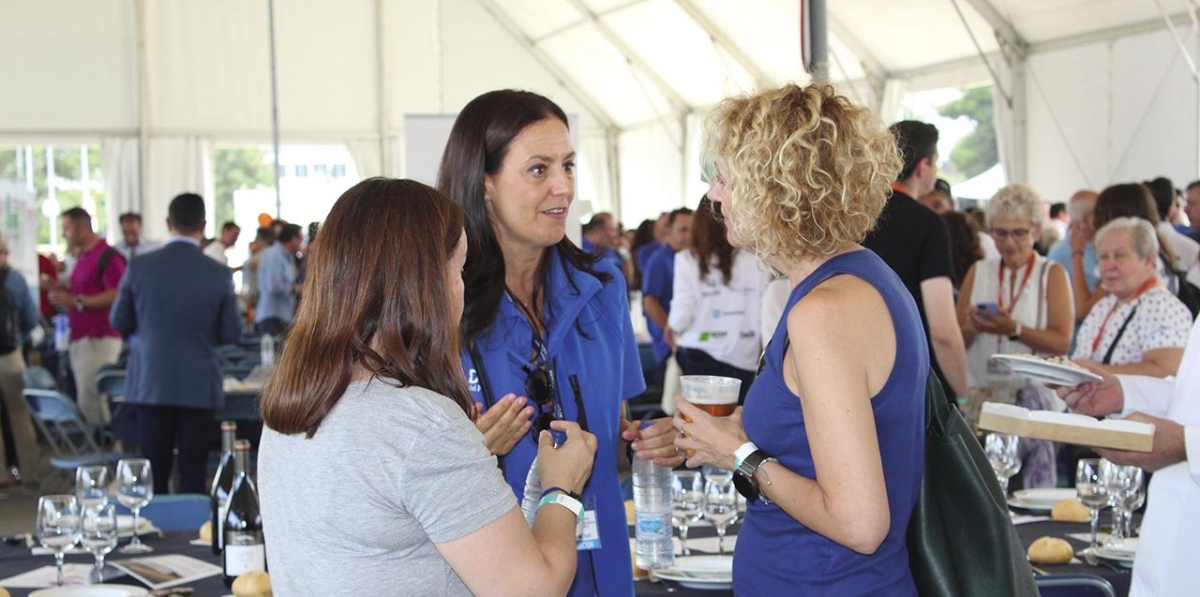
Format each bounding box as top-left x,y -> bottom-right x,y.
990,227 -> 1034,241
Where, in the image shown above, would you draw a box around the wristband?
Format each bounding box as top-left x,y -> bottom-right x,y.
1009,322 -> 1023,342
537,491 -> 585,523
733,441 -> 759,470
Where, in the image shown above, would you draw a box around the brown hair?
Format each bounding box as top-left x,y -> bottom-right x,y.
691,196 -> 735,285
261,178 -> 472,437
1095,183 -> 1177,268
942,211 -> 983,291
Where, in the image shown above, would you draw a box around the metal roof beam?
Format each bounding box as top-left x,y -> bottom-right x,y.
673,0 -> 773,88
474,0 -> 620,130
563,0 -> 690,113
961,0 -> 1027,58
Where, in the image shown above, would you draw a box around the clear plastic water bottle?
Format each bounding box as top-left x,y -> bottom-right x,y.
259,334 -> 276,369
520,457 -> 542,527
53,312 -> 69,352
633,423 -> 674,570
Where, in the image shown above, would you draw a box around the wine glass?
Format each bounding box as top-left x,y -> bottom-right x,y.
704,477 -> 739,555
76,465 -> 110,510
81,505 -> 118,583
36,495 -> 80,586
1075,458 -> 1108,552
116,458 -> 154,554
984,433 -> 1021,495
671,471 -> 705,556
1100,460 -> 1143,549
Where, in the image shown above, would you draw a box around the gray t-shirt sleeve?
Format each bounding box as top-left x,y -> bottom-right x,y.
400,407 -> 517,544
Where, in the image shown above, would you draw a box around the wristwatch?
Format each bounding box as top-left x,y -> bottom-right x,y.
74,296 -> 85,312
1008,322 -> 1022,342
733,442 -> 778,503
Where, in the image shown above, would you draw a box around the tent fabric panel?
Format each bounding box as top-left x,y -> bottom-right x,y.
1005,0 -> 1165,45
688,0 -> 802,87
603,0 -> 757,106
827,0 -> 998,73
0,0 -> 138,132
539,23 -> 673,127
504,0 -> 586,41
618,125 -> 685,226
145,0 -> 273,134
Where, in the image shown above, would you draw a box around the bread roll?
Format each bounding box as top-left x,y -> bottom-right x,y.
1051,498 -> 1091,522
1027,536 -> 1073,564
232,570 -> 272,597
198,520 -> 213,543
0,586 -> 10,597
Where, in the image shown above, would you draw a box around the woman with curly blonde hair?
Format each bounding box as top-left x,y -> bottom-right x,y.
673,84 -> 926,595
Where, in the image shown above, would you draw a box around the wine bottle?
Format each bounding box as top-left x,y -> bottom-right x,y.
210,421 -> 238,555
223,439 -> 265,586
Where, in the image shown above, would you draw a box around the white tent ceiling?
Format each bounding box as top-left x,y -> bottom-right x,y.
2,0 -> 1198,232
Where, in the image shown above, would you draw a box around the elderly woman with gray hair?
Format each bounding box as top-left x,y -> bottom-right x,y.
957,183 -> 1075,488
1070,217 -> 1191,377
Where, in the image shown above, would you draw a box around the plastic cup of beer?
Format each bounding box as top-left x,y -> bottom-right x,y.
680,376 -> 740,417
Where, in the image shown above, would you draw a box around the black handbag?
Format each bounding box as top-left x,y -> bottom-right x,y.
907,370 -> 1039,597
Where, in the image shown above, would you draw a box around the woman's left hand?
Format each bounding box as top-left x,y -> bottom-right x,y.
672,395 -> 748,470
971,307 -> 1017,336
622,418 -> 686,467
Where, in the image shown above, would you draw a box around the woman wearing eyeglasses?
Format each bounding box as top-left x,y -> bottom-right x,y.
258,178 -> 598,596
437,90 -> 681,597
957,183 -> 1074,487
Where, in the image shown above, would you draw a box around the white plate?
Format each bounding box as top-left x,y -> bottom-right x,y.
653,569 -> 732,590
1007,498 -> 1054,512
30,585 -> 149,597
990,355 -> 1103,386
671,555 -> 733,578
1013,488 -> 1077,506
1093,547 -> 1136,565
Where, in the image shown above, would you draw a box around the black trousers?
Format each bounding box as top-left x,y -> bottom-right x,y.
132,404 -> 214,495
675,347 -> 756,404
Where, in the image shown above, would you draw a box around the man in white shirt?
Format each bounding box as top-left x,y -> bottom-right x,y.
113,212 -> 163,261
1058,317 -> 1200,596
203,222 -> 240,266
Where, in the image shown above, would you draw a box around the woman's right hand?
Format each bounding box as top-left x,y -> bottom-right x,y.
536,421 -> 597,495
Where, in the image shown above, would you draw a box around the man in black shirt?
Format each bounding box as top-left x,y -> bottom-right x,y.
863,121 -> 968,402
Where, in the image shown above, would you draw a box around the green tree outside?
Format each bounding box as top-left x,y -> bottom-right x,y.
213,147 -> 273,228
936,85 -> 999,181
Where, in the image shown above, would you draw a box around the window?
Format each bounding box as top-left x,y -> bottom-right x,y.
332,164 -> 346,178
314,164 -> 328,178
0,145 -> 107,251
294,164 -> 309,178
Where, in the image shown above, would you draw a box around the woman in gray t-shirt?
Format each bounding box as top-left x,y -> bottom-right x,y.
258,178 -> 597,597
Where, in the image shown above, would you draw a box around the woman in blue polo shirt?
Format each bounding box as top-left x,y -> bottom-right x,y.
437,89 -> 680,597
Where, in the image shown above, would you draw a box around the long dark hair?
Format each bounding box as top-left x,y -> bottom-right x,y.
261,178 -> 472,437
436,89 -> 609,343
629,219 -> 657,289
942,210 -> 983,291
1095,183 -> 1177,267
692,197 -> 734,285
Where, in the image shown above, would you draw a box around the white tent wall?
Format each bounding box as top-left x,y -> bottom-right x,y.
1026,26 -> 1200,204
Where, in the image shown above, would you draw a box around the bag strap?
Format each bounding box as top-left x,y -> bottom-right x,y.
1101,306 -> 1139,365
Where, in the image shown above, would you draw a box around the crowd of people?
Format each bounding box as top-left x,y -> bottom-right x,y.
0,82 -> 1193,596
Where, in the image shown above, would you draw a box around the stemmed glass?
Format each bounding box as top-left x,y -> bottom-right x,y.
116,458 -> 154,554
671,471 -> 705,556
80,504 -> 118,583
984,433 -> 1022,495
704,477 -> 739,555
36,495 -> 80,586
76,465 -> 110,510
1075,459 -> 1108,552
1100,460 -> 1143,549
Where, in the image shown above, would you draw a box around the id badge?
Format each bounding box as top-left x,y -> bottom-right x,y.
576,494 -> 601,551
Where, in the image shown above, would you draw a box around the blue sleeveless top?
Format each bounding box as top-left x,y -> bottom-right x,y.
733,250 -> 926,596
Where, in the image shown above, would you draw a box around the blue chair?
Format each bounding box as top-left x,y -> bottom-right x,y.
96,369 -> 126,403
1036,574 -> 1117,597
24,389 -> 129,492
114,493 -> 210,532
23,366 -> 58,391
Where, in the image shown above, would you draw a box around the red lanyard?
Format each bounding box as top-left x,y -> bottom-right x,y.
997,253 -> 1037,313
1089,277 -> 1159,354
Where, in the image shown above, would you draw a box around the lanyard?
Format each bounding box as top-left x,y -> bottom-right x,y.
1090,277 -> 1158,355
997,253 -> 1037,313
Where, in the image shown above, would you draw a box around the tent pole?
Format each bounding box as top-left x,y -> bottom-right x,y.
807,0 -> 830,83
136,0 -> 149,220
376,0 -> 389,177
267,0 -> 282,218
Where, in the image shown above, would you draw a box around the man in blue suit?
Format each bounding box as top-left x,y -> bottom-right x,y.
111,193 -> 241,494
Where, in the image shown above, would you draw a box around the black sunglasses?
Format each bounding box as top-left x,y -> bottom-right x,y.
524,361 -> 558,437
